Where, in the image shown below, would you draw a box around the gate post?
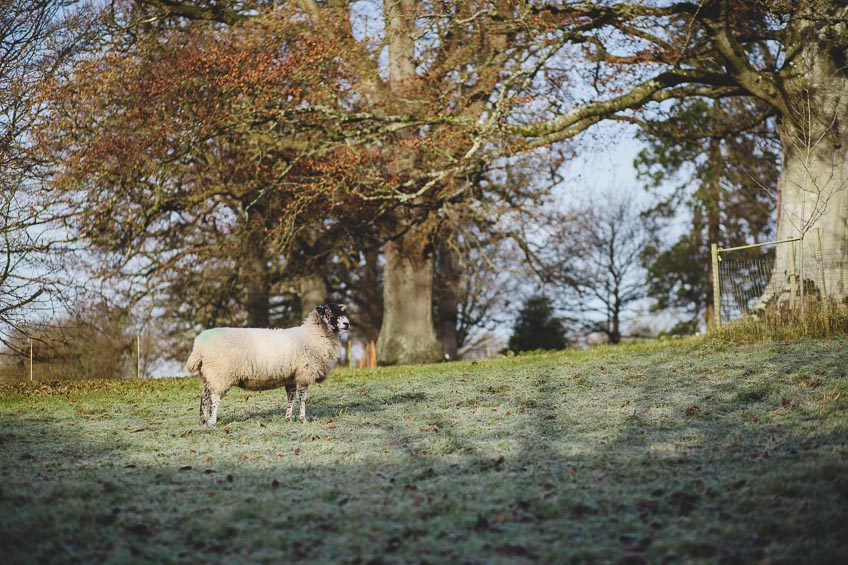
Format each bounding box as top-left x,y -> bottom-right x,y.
789,240 -> 798,310
711,243 -> 721,329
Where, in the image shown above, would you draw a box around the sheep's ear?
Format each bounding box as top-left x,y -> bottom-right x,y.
339,304 -> 346,312
316,305 -> 325,315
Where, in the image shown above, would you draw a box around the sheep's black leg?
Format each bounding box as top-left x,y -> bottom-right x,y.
297,385 -> 309,423
199,378 -> 210,425
284,384 -> 296,422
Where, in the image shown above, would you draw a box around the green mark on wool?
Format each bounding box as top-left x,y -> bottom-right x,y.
198,328 -> 225,342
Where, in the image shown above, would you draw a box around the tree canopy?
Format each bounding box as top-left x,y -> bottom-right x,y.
3,0 -> 846,369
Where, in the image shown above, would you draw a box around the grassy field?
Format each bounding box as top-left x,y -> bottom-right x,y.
1,337 -> 847,563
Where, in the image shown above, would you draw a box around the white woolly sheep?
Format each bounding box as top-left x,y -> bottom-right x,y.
186,303 -> 350,425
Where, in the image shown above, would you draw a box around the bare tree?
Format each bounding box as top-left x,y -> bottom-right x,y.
551,192 -> 654,344
435,222 -> 529,359
0,0 -> 84,349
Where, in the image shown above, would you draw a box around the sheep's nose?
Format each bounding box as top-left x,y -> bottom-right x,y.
342,321 -> 350,330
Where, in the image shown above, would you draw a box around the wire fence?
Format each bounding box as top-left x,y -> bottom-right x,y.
714,230 -> 848,326
718,255 -> 776,322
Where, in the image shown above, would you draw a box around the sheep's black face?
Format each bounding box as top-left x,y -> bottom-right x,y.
316,303 -> 350,333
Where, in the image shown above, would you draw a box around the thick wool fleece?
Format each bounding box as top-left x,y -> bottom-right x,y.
186,311 -> 339,397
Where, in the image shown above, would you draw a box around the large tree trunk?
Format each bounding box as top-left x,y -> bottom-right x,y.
242,202 -> 271,327
357,249 -> 383,344
377,222 -> 445,365
436,238 -> 460,360
244,259 -> 269,327
768,26 -> 848,303
243,234 -> 270,328
374,0 -> 444,364
297,274 -> 326,319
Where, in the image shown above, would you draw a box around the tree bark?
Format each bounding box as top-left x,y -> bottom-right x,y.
297,274 -> 326,319
436,238 -> 460,360
297,275 -> 327,318
244,244 -> 270,328
357,249 -> 383,344
377,222 -> 445,365
373,0 -> 445,364
609,314 -> 621,345
243,205 -> 270,328
767,16 -> 848,303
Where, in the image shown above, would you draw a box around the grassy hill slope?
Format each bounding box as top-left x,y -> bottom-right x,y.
1,337 -> 847,563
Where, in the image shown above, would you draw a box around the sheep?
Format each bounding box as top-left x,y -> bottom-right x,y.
186,303 -> 350,426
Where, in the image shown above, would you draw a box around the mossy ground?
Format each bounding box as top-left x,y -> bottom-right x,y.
2,337 -> 847,563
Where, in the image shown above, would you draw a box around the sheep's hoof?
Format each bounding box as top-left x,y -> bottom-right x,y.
300,417 -> 308,424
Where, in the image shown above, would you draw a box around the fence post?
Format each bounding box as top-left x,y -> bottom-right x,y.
137,334 -> 141,379
711,243 -> 721,329
814,227 -> 830,326
30,338 -> 33,382
842,219 -> 848,297
789,240 -> 798,311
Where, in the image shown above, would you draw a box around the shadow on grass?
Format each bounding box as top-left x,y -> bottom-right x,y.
511,343 -> 848,563
223,390 -> 429,424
